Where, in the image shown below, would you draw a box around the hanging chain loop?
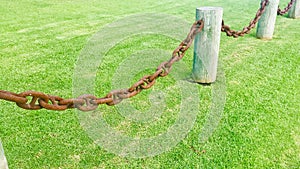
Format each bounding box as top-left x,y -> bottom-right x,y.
221,0 -> 269,38
0,20 -> 204,111
278,0 -> 295,15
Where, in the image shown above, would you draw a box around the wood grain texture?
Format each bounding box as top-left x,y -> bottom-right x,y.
193,7 -> 223,83
289,0 -> 300,18
256,0 -> 280,39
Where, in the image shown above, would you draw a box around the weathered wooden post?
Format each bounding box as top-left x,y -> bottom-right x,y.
288,0 -> 300,18
256,0 -> 280,39
192,7 -> 223,83
0,141 -> 8,169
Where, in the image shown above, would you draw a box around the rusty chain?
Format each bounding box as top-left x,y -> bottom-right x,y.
278,0 -> 295,15
221,0 -> 269,38
0,20 -> 204,112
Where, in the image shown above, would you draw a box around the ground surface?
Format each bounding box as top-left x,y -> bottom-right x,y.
0,0 -> 299,168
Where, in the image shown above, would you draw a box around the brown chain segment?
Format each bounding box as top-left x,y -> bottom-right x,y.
0,20 -> 204,112
278,0 -> 295,15
221,0 -> 269,38
0,90 -> 27,104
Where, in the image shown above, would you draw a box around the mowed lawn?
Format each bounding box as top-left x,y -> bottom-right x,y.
0,0 -> 299,168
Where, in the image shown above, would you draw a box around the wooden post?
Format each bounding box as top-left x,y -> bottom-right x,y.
256,0 -> 280,39
0,141 -> 8,169
192,7 -> 223,84
288,0 -> 300,18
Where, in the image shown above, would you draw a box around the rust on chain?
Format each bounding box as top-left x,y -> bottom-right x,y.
278,0 -> 295,15
0,20 -> 204,112
221,0 -> 269,38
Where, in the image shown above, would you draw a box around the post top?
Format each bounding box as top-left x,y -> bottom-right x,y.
196,7 -> 223,11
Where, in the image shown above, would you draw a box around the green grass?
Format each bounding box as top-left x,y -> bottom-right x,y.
0,0 -> 299,168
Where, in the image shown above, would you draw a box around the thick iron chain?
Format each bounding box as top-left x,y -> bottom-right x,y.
221,0 -> 269,38
0,20 -> 204,112
278,0 -> 295,15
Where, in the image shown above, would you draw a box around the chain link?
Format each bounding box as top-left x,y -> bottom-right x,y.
0,20 -> 204,112
221,0 -> 269,38
278,0 -> 295,15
